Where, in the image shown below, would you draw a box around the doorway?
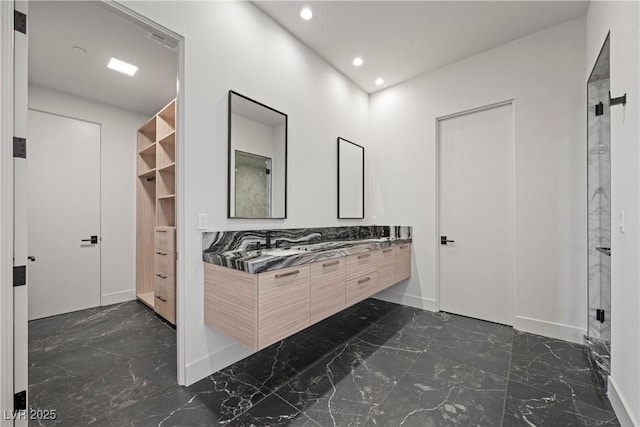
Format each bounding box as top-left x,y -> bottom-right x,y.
437,101 -> 515,325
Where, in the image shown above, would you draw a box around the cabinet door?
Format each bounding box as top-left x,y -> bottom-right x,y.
346,272 -> 378,307
377,247 -> 396,290
310,258 -> 346,324
258,266 -> 310,349
345,251 -> 377,281
395,244 -> 411,282
154,271 -> 176,324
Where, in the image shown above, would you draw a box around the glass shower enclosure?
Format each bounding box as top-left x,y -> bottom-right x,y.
586,35 -> 611,388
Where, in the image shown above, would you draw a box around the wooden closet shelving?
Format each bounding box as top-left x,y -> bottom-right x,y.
136,98 -> 177,324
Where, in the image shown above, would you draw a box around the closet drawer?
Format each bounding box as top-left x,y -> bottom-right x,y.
346,272 -> 378,307
154,250 -> 176,277
309,258 -> 346,324
345,251 -> 378,281
377,247 -> 396,290
258,266 -> 310,349
154,227 -> 175,252
154,271 -> 175,324
395,244 -> 411,283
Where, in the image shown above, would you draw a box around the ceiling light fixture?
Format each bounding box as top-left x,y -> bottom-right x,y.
300,7 -> 313,20
352,57 -> 363,67
375,78 -> 384,85
107,57 -> 138,76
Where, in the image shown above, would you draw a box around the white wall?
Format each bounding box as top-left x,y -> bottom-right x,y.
586,2 -> 640,425
370,18 -> 587,342
122,1 -> 370,385
28,84 -> 148,306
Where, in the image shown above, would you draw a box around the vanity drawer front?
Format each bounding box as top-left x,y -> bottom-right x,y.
377,247 -> 396,290
395,244 -> 411,282
258,266 -> 310,349
346,272 -> 378,306
154,227 -> 176,252
154,250 -> 176,276
345,251 -> 378,281
309,258 -> 346,324
154,271 -> 175,324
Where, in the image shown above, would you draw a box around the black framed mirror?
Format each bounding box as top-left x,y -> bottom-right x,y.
228,90 -> 287,218
337,137 -> 364,219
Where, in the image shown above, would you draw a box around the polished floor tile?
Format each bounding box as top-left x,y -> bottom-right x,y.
29,298 -> 619,426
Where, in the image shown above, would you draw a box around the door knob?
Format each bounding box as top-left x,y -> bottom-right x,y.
81,235 -> 98,244
440,236 -> 455,245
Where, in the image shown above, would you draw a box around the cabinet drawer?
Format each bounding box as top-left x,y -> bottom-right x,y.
154,250 -> 176,276
346,272 -> 378,307
345,251 -> 378,281
377,247 -> 396,290
154,227 -> 175,252
154,271 -> 175,324
258,266 -> 310,349
309,258 -> 346,324
395,244 -> 411,283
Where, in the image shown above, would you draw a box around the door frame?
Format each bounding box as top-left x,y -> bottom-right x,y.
435,99 -> 517,325
0,3 -> 188,413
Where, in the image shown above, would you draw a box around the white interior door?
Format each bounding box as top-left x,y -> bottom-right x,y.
28,110 -> 101,320
438,102 -> 515,326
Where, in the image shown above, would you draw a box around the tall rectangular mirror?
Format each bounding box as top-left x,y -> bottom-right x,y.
337,137 -> 364,219
228,90 -> 287,218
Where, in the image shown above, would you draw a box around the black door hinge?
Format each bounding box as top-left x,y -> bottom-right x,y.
13,266 -> 26,287
14,390 -> 26,411
596,309 -> 605,323
13,137 -> 26,158
14,10 -> 26,34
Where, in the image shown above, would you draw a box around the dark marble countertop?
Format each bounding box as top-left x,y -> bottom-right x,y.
203,237 -> 412,274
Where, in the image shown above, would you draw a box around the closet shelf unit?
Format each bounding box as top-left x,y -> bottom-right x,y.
136,99 -> 177,324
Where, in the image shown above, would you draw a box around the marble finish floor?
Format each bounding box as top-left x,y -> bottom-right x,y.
29,299 -> 619,426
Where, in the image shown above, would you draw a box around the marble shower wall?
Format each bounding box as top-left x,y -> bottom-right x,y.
587,76 -> 611,341
235,164 -> 270,218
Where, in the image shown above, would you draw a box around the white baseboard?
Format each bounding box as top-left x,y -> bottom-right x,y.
101,289 -> 135,306
373,289 -> 437,312
514,315 -> 585,344
608,376 -> 639,427
184,343 -> 252,386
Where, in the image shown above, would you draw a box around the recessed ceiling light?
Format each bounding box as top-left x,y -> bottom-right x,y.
352,57 -> 363,67
375,78 -> 384,85
300,7 -> 313,20
107,57 -> 138,76
71,45 -> 86,55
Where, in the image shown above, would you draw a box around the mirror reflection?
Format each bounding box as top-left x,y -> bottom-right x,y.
337,137 -> 364,219
228,91 -> 287,218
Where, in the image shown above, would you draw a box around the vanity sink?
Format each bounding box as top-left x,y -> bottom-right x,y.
261,248 -> 307,257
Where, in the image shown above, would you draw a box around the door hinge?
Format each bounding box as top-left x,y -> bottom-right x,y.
13,137 -> 26,158
14,390 -> 26,411
596,309 -> 605,323
13,266 -> 26,287
14,10 -> 26,34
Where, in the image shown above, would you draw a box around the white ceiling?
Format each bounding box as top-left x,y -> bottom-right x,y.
29,1 -> 177,115
255,1 -> 590,93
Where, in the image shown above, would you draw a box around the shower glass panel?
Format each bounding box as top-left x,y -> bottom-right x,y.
586,35 -> 611,385
235,151 -> 272,218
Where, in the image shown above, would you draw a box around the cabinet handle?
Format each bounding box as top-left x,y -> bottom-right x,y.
275,270 -> 300,279
357,253 -> 371,259
156,230 -> 167,233
358,277 -> 371,284
156,273 -> 167,279
156,252 -> 167,256
322,260 -> 340,268
155,295 -> 167,302
382,249 -> 393,253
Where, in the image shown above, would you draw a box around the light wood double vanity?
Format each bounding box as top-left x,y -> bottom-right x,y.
204,242 -> 411,351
